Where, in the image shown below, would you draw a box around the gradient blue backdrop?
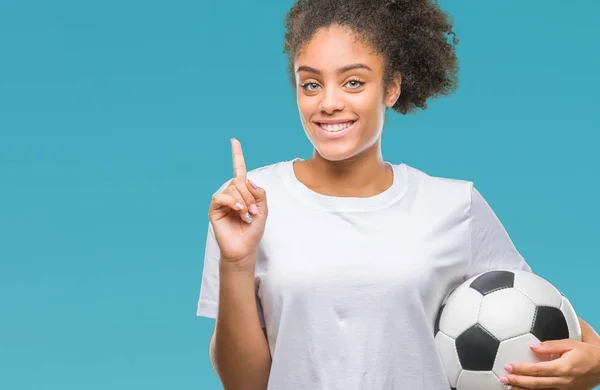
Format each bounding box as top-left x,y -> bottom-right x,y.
1,0 -> 598,389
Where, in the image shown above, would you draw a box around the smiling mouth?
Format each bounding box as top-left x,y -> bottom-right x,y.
315,120 -> 356,133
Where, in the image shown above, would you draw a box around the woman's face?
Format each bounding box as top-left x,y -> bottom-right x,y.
294,25 -> 400,162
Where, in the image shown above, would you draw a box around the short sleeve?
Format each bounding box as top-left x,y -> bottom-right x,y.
467,185 -> 532,277
196,223 -> 221,319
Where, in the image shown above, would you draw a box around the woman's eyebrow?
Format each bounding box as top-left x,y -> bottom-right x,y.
296,63 -> 373,75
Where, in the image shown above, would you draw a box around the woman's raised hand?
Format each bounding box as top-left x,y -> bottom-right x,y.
208,138 -> 268,267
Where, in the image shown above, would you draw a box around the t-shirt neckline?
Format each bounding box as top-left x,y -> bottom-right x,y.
280,158 -> 407,212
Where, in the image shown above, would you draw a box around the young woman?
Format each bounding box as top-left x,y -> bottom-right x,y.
196,0 -> 600,389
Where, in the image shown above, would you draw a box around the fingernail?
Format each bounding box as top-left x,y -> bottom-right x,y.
530,343 -> 541,349
499,377 -> 508,384
248,179 -> 258,190
243,213 -> 252,224
249,204 -> 258,215
235,203 -> 244,210
504,364 -> 512,372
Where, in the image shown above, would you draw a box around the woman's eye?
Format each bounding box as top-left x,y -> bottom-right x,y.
346,80 -> 363,89
302,82 -> 320,91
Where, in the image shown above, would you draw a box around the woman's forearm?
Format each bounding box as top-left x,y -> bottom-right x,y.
211,258 -> 272,390
580,317 -> 600,345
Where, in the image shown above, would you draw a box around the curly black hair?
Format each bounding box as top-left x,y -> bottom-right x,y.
283,0 -> 459,114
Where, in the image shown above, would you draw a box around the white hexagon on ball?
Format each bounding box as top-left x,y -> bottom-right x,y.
478,287 -> 536,341
492,333 -> 553,379
439,284 -> 483,339
513,270 -> 562,308
456,370 -> 504,390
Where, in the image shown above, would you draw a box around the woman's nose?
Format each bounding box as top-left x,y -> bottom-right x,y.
318,87 -> 345,114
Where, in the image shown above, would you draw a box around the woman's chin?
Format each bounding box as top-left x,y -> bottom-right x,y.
314,144 -> 359,162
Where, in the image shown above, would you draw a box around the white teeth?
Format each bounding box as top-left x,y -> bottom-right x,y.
319,121 -> 354,132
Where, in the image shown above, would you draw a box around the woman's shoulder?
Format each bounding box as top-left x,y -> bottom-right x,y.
247,160 -> 293,185
395,162 -> 476,203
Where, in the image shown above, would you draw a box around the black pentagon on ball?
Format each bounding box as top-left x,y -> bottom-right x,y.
455,324 -> 500,371
434,303 -> 445,334
469,270 -> 515,295
531,306 -> 569,342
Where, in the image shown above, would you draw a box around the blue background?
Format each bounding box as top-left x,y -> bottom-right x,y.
1,0 -> 598,388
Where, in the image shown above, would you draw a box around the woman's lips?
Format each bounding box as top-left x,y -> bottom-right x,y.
314,120 -> 357,139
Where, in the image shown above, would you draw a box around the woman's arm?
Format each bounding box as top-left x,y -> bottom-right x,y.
580,317 -> 600,346
210,256 -> 272,390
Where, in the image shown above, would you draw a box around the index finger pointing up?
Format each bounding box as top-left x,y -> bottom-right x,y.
231,138 -> 247,180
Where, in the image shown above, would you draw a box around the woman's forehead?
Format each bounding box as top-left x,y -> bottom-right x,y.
295,26 -> 384,74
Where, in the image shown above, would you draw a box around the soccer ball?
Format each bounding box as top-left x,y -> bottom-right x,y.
434,269 -> 581,390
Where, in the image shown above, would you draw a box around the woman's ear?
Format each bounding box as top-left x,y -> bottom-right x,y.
385,73 -> 402,108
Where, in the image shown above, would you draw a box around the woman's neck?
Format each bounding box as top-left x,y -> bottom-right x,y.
293,144 -> 393,198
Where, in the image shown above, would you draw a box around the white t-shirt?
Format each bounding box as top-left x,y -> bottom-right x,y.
196,159 -> 531,390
